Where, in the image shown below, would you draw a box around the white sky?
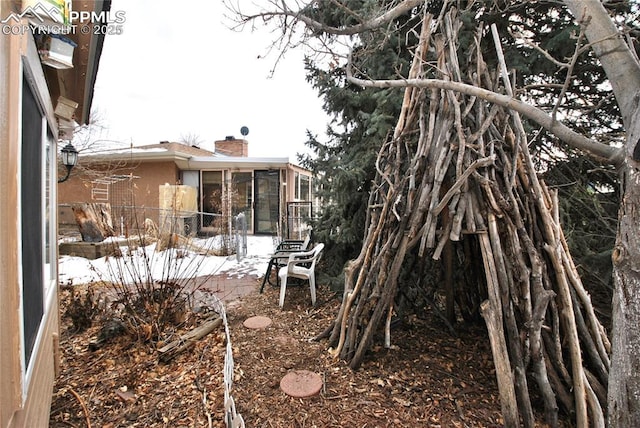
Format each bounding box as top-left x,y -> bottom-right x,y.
91,0 -> 330,160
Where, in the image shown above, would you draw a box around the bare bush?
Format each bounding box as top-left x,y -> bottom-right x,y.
93,209 -> 228,343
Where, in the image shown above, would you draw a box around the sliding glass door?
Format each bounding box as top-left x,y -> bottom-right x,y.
231,171 -> 253,234
254,170 -> 279,234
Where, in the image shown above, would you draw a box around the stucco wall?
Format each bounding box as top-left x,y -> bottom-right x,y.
58,160 -> 181,229
10,294 -> 59,428
1,24 -> 62,428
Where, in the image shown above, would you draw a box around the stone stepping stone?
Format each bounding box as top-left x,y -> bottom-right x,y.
243,315 -> 272,329
280,370 -> 323,398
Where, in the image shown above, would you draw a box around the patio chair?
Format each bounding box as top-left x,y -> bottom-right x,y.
278,243 -> 324,309
275,227 -> 312,252
259,228 -> 314,293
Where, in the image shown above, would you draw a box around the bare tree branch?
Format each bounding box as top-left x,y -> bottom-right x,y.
228,0 -> 422,36
551,22 -> 587,121
346,58 -> 624,165
563,0 -> 640,129
293,0 -> 422,35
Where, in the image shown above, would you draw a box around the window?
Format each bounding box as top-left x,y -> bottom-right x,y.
231,171 -> 253,232
294,172 -> 311,201
44,134 -> 56,287
21,76 -> 44,365
201,171 -> 223,228
299,175 -> 311,201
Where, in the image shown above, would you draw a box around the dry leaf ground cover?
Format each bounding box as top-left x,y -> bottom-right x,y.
51,273 -> 556,427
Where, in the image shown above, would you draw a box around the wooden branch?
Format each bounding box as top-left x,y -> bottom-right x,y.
557,223 -> 611,364
158,317 -> 222,363
544,346 -> 576,414
583,371 -> 606,428
250,0 -> 424,36
529,288 -> 559,426
68,387 -> 92,428
543,241 -> 588,427
346,64 -> 623,164
480,300 -> 520,428
349,236 -> 409,368
507,29 -> 569,68
384,301 -> 393,348
330,182 -> 394,357
432,155 -> 495,216
477,227 -> 520,426
421,147 -> 454,253
551,26 -> 586,121
488,213 -> 535,427
449,187 -> 468,241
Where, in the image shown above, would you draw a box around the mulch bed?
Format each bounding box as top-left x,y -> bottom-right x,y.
50,276 -> 556,427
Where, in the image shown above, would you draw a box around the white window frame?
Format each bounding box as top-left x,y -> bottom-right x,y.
294,171 -> 312,202
18,31 -> 59,402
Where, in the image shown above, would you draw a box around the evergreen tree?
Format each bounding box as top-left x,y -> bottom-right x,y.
299,0 -> 631,293
230,0 -> 640,423
299,2 -> 422,287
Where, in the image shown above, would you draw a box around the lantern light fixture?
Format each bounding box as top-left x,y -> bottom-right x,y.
58,142 -> 78,183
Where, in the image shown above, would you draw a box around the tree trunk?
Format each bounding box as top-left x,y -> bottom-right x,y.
557,2 -> 640,425
71,202 -> 115,242
607,160 -> 640,427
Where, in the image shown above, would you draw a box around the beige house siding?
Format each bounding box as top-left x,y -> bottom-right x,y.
58,145 -> 315,237
1,21 -> 60,428
9,295 -> 59,428
59,160 -> 180,207
0,15 -> 24,427
2,0 -> 105,424
59,161 -> 180,226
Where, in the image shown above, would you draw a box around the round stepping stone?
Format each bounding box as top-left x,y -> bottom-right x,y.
243,315 -> 272,329
280,370 -> 323,398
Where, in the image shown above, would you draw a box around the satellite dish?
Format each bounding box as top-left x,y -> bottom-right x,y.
240,126 -> 249,136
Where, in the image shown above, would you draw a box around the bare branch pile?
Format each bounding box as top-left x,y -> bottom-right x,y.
323,9 -> 610,426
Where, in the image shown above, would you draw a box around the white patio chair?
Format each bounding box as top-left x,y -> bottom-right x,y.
275,227 -> 313,252
278,243 -> 324,309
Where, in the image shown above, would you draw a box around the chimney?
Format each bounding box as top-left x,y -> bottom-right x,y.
215,136 -> 249,157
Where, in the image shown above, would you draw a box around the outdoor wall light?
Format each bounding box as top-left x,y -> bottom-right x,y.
58,142 -> 78,183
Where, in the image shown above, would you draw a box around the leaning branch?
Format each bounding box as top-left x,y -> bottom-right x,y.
346,63 -> 624,166
293,0 -> 423,35
233,0 -> 423,36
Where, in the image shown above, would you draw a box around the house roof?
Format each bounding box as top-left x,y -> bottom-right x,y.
143,142 -> 214,156
81,142 -> 309,172
177,156 -> 292,170
43,0 -> 110,125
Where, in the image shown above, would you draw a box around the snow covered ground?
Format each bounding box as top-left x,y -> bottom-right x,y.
58,235 -> 279,286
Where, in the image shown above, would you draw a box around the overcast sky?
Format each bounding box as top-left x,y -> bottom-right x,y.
91,0 -> 330,160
